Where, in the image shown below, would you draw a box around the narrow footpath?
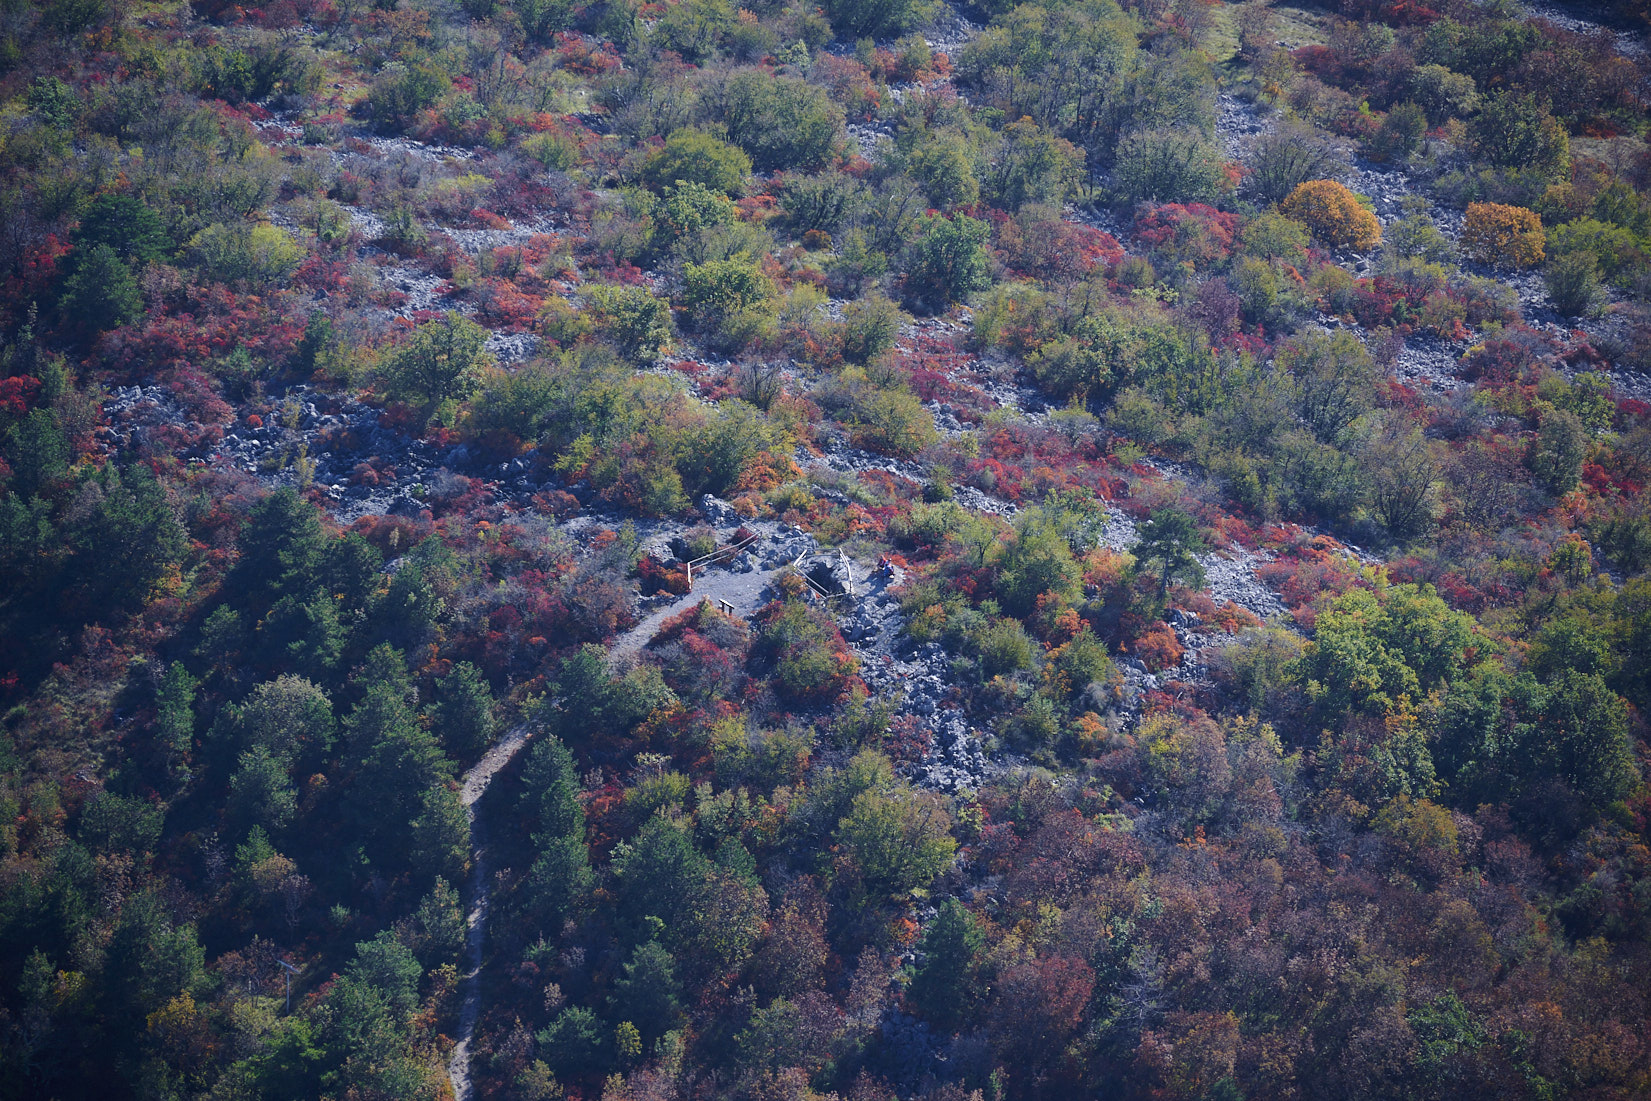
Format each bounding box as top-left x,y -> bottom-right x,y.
607,564 -> 780,667
447,722 -> 536,1101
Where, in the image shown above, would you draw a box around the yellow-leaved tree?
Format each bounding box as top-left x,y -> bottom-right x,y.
1279,180 -> 1382,250
1460,202 -> 1545,269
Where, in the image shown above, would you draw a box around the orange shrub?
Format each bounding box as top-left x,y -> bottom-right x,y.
1460,202 -> 1545,269
1279,180 -> 1382,250
1133,622 -> 1186,672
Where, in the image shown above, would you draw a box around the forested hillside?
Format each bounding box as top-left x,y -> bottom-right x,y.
3,0 -> 1651,1097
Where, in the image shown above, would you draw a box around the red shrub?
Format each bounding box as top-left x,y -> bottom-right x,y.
1132,204 -> 1240,271
997,213 -> 1123,280
638,554 -> 691,596
0,234 -> 69,330
349,514 -> 430,555
554,32 -> 621,75
884,714 -> 932,765
1133,623 -> 1185,672
810,54 -> 880,121
0,375 -> 42,419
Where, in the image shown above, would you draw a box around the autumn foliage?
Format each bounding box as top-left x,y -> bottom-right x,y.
1279,180 -> 1383,250
6,0 -> 1651,1099
1461,201 -> 1547,269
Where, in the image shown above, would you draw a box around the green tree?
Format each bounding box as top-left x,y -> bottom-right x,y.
1382,208 -> 1456,266
28,75 -> 78,130
902,213 -> 992,312
1530,405 -> 1588,495
1435,662 -> 1631,825
408,785 -> 469,888
1028,310 -> 1205,407
260,592 -> 347,677
348,931 -> 423,1022
654,0 -> 733,60
1131,508 -> 1207,601
846,384 -> 937,460
1048,625 -> 1116,702
1241,123 -> 1346,206
373,564 -> 445,650
78,791 -> 164,856
379,312 -> 492,425
1362,412 -> 1438,541
609,940 -> 685,1047
1114,127 -> 1224,205
550,645 -> 678,743
1408,993 -> 1484,1077
906,898 -> 984,1030
836,785 -> 957,896
538,1006 -> 606,1076
525,833 -> 595,929
64,461 -> 185,611
320,976 -> 442,1099
840,292 -> 905,365
344,653 -> 456,869
521,734 -> 584,843
722,71 -> 843,172
613,812 -> 710,941
1613,577 -> 1651,712
234,674 -> 335,764
996,507 -> 1083,618
326,532 -> 384,612
826,228 -> 889,297
825,0 -> 926,38
4,408 -> 68,497
585,283 -> 675,364
229,745 -> 298,834
1367,101 -> 1426,162
735,996 -> 829,1075
780,171 -> 865,235
196,605 -> 247,683
987,118 -> 1081,211
1240,209 -> 1311,262
753,599 -> 858,699
156,661 -> 198,780
682,257 -> 772,329
190,222 -> 302,287
57,243 -> 142,334
1279,328 -> 1381,445
75,193 -> 172,265
1528,613 -> 1614,683
1293,584 -> 1474,719
677,398 -> 782,495
641,128 -> 752,194
1548,218 -> 1637,281
346,644 -> 417,732
407,877 -> 465,968
102,891 -> 208,1029
516,0 -> 574,42
367,60 -> 451,132
909,131 -> 980,210
1546,250 -> 1604,318
655,180 -> 736,243
432,662 -> 495,760
1407,64 -> 1479,125
1520,671 -> 1638,813
235,488 -> 328,607
1471,91 -> 1569,179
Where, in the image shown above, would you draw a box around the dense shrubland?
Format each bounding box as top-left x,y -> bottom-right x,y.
3,0 -> 1651,1099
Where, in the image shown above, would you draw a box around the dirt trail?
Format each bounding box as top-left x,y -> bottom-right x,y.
608,563 -> 780,667
447,722 -> 536,1101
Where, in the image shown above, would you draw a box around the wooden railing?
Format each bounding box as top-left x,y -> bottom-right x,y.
682,532 -> 761,588
790,551 -> 855,606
